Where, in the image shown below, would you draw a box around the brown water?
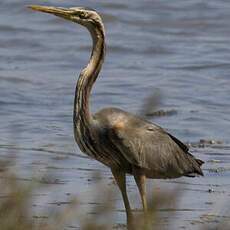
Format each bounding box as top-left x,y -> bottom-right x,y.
0,0 -> 230,229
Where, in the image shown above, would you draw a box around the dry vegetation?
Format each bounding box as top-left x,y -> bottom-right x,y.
0,159 -> 229,230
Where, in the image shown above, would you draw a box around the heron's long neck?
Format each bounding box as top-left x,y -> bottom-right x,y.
74,23 -> 105,128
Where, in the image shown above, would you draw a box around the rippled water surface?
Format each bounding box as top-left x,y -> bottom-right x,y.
0,0 -> 230,229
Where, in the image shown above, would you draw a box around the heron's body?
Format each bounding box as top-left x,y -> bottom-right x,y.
30,5 -> 204,228
76,107 -> 203,178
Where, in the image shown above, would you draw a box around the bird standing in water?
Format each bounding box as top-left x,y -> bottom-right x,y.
29,5 -> 204,228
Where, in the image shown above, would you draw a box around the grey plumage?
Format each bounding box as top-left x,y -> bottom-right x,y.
29,5 -> 204,228
94,107 -> 203,178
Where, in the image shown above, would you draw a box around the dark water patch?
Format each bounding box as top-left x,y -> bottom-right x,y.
0,145 -> 87,159
158,208 -> 206,212
77,45 -> 91,51
0,24 -> 32,33
76,167 -> 107,172
0,38 -> 43,49
187,139 -> 225,148
208,167 -> 230,173
0,54 -> 42,63
33,215 -> 48,219
145,109 -> 178,117
107,45 -> 138,54
39,177 -> 67,185
95,91 -> 125,97
0,75 -> 32,84
46,166 -> 73,170
142,46 -> 173,55
202,151 -> 230,156
0,100 -> 43,108
105,82 -> 137,89
102,13 -> 118,23
169,63 -> 230,71
31,161 -> 48,166
207,159 -> 223,163
210,145 -> 230,150
24,25 -> 72,35
163,180 -> 228,188
0,175 -> 33,182
182,187 -> 226,194
101,2 -> 129,10
48,201 -> 73,206
45,166 -> 104,173
51,155 -> 69,161
65,226 -> 79,230
113,223 -> 127,229
114,63 -> 143,71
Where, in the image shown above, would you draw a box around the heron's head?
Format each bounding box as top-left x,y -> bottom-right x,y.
28,5 -> 104,32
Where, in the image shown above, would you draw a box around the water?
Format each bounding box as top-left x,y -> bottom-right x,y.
0,0 -> 230,229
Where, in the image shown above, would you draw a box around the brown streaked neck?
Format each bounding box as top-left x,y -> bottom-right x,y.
73,21 -> 105,128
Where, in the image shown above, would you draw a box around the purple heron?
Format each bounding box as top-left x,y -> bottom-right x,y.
29,5 -> 204,228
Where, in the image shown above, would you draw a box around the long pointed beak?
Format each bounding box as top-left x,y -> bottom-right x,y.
28,5 -> 74,19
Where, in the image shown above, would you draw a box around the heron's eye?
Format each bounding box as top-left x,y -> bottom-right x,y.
78,12 -> 86,19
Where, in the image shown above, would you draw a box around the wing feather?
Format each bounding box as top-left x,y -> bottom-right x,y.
94,108 -> 203,178
111,122 -> 203,178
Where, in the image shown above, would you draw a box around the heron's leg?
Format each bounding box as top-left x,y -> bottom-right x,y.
111,169 -> 133,228
133,167 -> 147,213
